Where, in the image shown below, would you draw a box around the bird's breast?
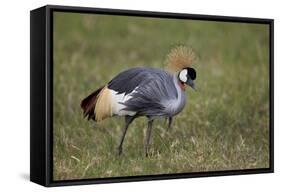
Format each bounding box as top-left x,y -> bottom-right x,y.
162,89 -> 186,116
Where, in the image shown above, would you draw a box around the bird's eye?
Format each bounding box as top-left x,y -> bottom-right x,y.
187,67 -> 196,80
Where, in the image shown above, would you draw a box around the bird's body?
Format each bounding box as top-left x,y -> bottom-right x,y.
81,46 -> 197,156
108,67 -> 186,119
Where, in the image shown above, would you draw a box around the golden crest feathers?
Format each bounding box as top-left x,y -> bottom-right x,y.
166,45 -> 196,73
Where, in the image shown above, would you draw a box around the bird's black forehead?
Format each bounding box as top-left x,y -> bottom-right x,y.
186,67 -> 196,80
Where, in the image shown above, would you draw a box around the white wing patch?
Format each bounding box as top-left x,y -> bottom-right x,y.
109,87 -> 138,116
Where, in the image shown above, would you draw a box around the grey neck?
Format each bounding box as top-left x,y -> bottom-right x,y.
170,75 -> 187,116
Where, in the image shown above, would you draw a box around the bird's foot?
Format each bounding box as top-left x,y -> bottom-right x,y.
117,147 -> 123,156
145,152 -> 149,157
145,151 -> 153,157
145,147 -> 152,157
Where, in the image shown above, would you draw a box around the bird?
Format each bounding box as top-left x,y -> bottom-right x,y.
81,45 -> 197,156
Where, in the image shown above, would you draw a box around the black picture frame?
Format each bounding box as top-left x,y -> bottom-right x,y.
30,4 -> 274,187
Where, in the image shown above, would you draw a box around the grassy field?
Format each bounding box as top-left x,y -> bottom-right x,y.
53,12 -> 270,180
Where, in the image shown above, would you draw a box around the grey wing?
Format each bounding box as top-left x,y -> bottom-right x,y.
108,67 -> 153,95
122,70 -> 178,117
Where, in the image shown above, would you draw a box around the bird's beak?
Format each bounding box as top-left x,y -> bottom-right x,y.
186,79 -> 196,90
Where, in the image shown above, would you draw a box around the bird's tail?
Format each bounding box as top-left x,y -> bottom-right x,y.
81,86 -> 113,121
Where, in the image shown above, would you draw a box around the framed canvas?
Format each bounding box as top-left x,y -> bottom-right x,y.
30,5 -> 274,187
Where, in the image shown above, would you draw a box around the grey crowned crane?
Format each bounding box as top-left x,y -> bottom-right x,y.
81,46 -> 197,156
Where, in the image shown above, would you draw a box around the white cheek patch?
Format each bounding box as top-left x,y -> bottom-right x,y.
179,69 -> 188,82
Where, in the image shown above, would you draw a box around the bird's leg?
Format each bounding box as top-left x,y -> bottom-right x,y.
117,115 -> 135,155
168,117 -> 173,130
145,118 -> 154,157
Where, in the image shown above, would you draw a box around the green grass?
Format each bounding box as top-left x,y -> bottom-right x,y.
53,12 -> 270,180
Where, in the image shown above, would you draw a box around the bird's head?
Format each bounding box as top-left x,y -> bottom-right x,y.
178,67 -> 196,90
